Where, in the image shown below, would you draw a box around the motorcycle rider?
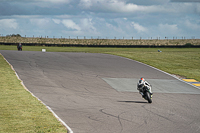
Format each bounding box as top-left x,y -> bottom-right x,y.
17,42 -> 22,51
137,77 -> 153,97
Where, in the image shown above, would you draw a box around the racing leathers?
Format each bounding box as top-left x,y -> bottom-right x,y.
137,78 -> 153,96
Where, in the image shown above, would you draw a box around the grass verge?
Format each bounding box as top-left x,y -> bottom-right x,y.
0,54 -> 67,133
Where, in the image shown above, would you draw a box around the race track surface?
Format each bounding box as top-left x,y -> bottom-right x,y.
1,50 -> 200,133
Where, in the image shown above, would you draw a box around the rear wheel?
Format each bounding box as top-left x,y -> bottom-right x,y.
146,92 -> 152,103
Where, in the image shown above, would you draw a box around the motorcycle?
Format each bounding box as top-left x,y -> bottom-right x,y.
140,85 -> 153,103
142,85 -> 152,103
17,44 -> 22,51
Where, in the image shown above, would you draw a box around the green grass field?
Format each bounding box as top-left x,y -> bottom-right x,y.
0,45 -> 200,132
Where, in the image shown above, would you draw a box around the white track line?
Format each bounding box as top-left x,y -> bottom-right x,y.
1,53 -> 73,133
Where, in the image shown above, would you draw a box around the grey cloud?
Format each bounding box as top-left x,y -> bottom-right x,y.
171,0 -> 200,2
126,0 -> 170,5
0,0 -> 197,18
0,0 -> 81,16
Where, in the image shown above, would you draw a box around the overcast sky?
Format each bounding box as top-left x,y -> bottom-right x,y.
0,0 -> 200,39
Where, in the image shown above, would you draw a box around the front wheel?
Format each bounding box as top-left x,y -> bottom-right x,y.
146,92 -> 152,103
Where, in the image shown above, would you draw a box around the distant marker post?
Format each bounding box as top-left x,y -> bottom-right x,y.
42,49 -> 46,52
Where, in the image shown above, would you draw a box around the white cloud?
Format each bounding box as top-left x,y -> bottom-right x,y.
30,18 -> 50,26
105,22 -> 125,36
196,4 -> 200,14
55,15 -> 72,19
78,0 -> 176,14
185,20 -> 200,30
11,15 -> 42,19
111,2 -> 178,13
111,2 -> 139,12
29,0 -> 72,8
52,19 -> 61,24
62,19 -> 81,31
131,22 -> 147,32
38,0 -> 71,3
158,23 -> 178,32
0,19 -> 18,29
80,18 -> 96,31
48,0 -> 71,3
157,23 -> 181,37
79,0 -> 92,9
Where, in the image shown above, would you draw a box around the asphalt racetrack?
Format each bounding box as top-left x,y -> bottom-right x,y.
1,50 -> 200,133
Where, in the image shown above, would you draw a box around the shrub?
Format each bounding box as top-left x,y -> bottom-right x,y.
6,34 -> 21,37
184,43 -> 193,47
